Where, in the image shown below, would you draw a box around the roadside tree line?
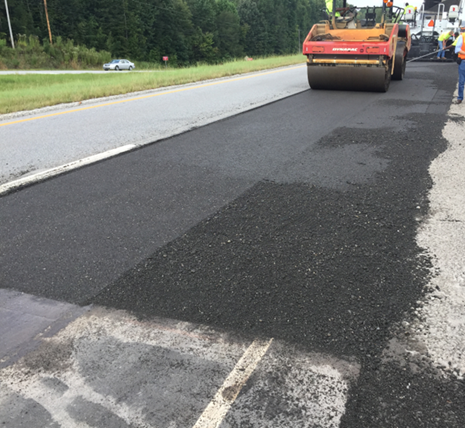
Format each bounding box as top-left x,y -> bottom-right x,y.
0,0 -> 325,66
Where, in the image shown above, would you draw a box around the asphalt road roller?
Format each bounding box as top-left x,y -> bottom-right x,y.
303,1 -> 411,92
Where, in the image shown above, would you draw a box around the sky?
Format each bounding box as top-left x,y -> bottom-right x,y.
349,0 -> 425,9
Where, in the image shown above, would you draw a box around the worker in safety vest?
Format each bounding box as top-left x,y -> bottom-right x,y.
437,30 -> 454,59
451,32 -> 460,61
454,21 -> 465,104
403,3 -> 416,20
325,0 -> 349,18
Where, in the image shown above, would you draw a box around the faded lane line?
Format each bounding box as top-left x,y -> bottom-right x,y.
0,65 -> 305,128
192,338 -> 273,428
0,144 -> 136,196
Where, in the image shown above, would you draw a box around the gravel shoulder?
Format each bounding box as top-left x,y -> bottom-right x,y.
412,104 -> 465,375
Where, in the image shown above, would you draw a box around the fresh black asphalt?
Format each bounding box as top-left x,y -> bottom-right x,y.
1,63 -> 464,426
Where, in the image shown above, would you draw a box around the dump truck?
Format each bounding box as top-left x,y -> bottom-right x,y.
302,1 -> 411,92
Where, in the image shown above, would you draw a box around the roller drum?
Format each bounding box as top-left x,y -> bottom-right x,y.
392,41 -> 406,81
307,63 -> 391,92
397,25 -> 408,38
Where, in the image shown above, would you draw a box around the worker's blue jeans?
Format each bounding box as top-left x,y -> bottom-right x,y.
458,60 -> 465,100
438,42 -> 446,58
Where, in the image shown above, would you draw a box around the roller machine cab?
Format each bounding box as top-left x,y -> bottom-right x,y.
302,1 -> 411,92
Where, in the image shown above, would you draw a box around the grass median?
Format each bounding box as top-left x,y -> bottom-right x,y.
0,55 -> 306,115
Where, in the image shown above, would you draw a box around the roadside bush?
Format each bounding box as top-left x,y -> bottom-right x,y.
0,35 -> 112,70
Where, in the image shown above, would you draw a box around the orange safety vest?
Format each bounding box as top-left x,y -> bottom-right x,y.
459,33 -> 465,60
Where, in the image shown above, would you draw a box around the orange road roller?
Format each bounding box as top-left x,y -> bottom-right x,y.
303,1 -> 411,92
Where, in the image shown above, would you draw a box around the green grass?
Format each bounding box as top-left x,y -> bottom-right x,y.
0,55 -> 306,115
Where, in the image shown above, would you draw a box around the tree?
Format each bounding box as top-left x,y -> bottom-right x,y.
215,0 -> 242,59
0,0 -> 327,64
238,0 -> 267,56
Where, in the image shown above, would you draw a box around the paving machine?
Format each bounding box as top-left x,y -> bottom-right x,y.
302,0 -> 411,92
405,0 -> 465,62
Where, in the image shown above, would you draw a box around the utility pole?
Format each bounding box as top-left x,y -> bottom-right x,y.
4,0 -> 15,48
43,0 -> 52,44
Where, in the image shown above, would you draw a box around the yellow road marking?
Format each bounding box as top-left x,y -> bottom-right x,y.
0,65 -> 305,128
192,338 -> 273,428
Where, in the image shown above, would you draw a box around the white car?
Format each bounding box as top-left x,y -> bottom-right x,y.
103,59 -> 135,71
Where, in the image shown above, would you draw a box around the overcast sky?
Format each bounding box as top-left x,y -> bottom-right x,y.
349,0 -> 425,9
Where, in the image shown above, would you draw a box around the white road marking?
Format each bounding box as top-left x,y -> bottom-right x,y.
0,144 -> 136,196
0,65 -> 307,191
192,338 -> 273,428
